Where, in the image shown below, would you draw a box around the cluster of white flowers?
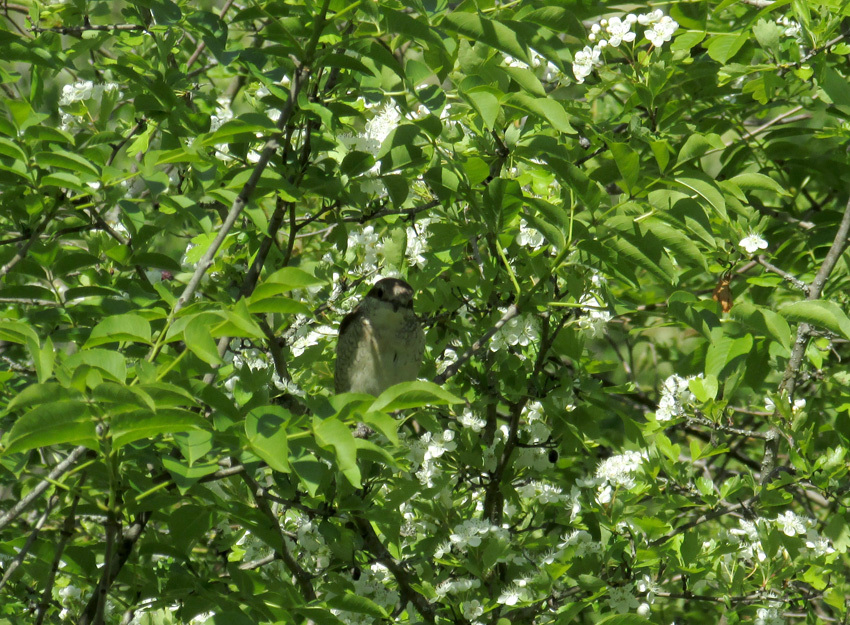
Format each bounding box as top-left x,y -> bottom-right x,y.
559,529 -> 603,557
516,218 -> 546,250
348,225 -> 383,271
765,396 -> 806,414
755,606 -> 785,625
448,517 -> 507,550
435,576 -> 480,597
351,563 -> 399,609
775,510 -> 808,537
59,80 -> 121,130
777,15 -> 801,39
409,429 -> 457,486
289,324 -> 334,357
458,406 -> 487,432
635,574 -> 660,616
340,101 -> 402,196
577,272 -> 611,336
489,312 -> 540,352
497,582 -> 530,606
461,599 -> 484,619
594,450 -> 646,503
739,232 -> 768,255
655,373 -> 699,421
59,79 -> 121,106
729,518 -> 767,562
574,10 -> 679,83
406,218 -> 432,268
607,584 -> 640,614
503,48 -> 563,82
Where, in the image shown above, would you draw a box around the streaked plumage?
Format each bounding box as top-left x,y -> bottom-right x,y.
335,278 -> 424,395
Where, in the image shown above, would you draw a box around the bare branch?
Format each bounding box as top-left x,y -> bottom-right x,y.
434,304 -> 520,385
0,445 -> 89,532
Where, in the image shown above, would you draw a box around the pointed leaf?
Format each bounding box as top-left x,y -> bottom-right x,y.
245,406 -> 291,473
5,400 -> 96,453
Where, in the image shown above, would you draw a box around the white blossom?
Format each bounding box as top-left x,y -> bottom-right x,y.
804,529 -> 835,556
645,16 -> 679,47
459,408 -> 487,432
755,606 -> 785,625
638,9 -> 664,26
607,585 -> 640,614
605,17 -> 636,47
490,313 -> 540,352
516,218 -> 546,250
739,233 -> 768,254
572,45 -> 602,84
559,529 -> 602,556
775,510 -> 808,537
656,374 -> 699,421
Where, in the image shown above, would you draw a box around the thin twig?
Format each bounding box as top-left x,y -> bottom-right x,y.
170,67 -> 306,316
0,204 -> 59,279
241,472 -> 316,600
78,512 -> 152,625
756,255 -> 809,294
30,24 -> 146,33
35,478 -> 85,625
434,304 -> 519,384
186,0 -> 234,69
0,494 -> 59,590
352,514 -> 436,624
762,195 -> 850,482
0,445 -> 88,532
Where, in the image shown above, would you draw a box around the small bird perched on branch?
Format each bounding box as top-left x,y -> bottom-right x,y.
335,278 -> 424,395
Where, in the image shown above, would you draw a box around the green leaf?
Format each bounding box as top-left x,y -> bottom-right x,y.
28,336 -> 55,384
441,12 -> 529,64
33,148 -> 100,177
65,349 -> 127,382
779,300 -> 850,340
313,417 -> 360,488
111,408 -> 207,449
86,314 -> 152,347
608,142 -> 640,193
41,171 -> 85,192
5,401 -> 96,454
263,267 -> 325,290
369,381 -> 464,413
245,406 -> 291,473
821,67 -> 850,113
729,172 -> 789,196
326,593 -> 388,618
198,118 -> 275,147
0,136 -> 27,162
7,383 -> 83,412
675,133 -> 724,167
184,315 -> 224,365
0,320 -> 39,345
641,218 -> 707,269
464,87 -> 501,129
760,308 -> 792,349
706,32 -> 748,63
705,333 -> 753,378
674,174 -> 726,217
504,93 -> 575,134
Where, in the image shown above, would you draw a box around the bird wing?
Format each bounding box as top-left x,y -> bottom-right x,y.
334,307 -> 366,394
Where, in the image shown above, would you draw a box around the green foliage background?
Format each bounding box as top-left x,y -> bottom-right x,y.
1,0 -> 850,623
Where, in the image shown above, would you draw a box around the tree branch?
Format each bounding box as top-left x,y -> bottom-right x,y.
762,195 -> 850,482
0,445 -> 89,532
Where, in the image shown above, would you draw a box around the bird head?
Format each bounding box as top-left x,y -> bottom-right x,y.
365,278 -> 415,312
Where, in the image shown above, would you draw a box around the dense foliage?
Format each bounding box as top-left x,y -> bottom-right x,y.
2,0 -> 850,623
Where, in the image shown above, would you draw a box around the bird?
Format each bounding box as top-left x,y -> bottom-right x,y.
334,278 -> 425,395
